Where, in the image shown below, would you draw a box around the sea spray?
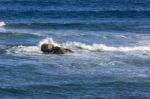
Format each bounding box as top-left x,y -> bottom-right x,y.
38,38 -> 60,47
0,22 -> 6,27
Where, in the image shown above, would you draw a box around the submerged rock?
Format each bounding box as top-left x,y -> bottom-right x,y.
41,43 -> 73,54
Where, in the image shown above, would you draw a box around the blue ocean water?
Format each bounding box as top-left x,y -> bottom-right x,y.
0,0 -> 150,98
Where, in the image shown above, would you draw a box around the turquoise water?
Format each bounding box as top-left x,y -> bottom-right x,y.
0,0 -> 150,98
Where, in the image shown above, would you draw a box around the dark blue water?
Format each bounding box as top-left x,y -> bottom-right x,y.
0,0 -> 150,98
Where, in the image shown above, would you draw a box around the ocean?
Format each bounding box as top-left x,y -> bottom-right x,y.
0,0 -> 150,98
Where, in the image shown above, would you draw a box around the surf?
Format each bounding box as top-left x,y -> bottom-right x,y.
0,22 -> 6,27
6,37 -> 150,55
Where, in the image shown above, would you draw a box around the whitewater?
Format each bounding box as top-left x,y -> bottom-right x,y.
5,37 -> 150,56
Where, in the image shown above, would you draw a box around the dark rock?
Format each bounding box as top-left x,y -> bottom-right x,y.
50,46 -> 73,54
50,46 -> 66,54
41,43 -> 73,54
41,43 -> 54,53
65,48 -> 74,53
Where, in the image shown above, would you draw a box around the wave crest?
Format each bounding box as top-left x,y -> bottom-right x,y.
62,42 -> 150,52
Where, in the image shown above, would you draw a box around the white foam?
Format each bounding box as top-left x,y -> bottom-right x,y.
62,42 -> 150,52
7,37 -> 150,55
7,45 -> 42,55
38,38 -> 60,47
0,22 -> 6,27
7,38 -> 60,55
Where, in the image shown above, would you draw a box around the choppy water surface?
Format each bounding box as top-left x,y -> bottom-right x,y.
0,0 -> 150,98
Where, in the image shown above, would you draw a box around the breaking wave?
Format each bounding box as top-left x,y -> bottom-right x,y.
63,42 -> 150,52
0,22 -> 6,27
6,38 -> 60,55
6,38 -> 150,55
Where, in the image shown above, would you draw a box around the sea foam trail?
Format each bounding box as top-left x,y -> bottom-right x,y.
0,22 -> 6,27
63,42 -> 150,52
41,38 -> 150,52
6,38 -> 150,55
6,46 -> 41,55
